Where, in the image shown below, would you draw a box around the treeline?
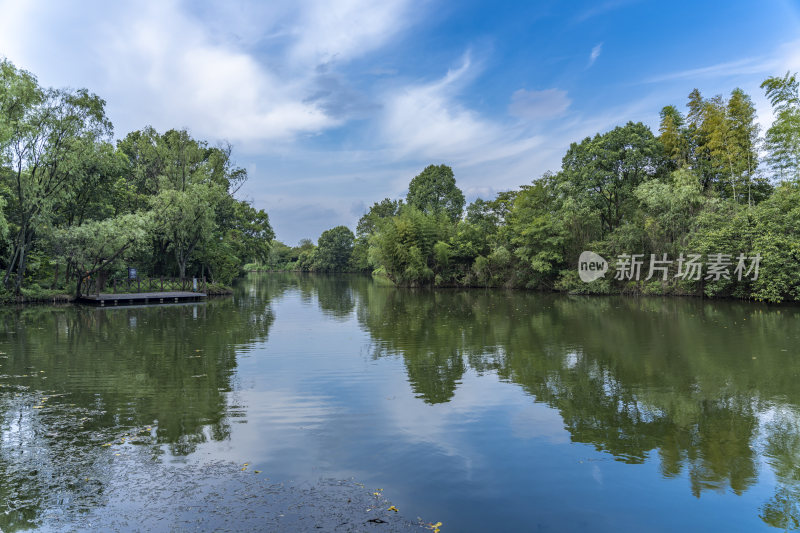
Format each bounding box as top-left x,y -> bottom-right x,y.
0,59 -> 273,300
282,72 -> 800,302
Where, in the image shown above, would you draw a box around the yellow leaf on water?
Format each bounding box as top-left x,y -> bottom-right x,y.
387,506 -> 398,512
254,470 -> 262,474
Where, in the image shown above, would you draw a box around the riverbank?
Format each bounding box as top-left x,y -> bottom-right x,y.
0,283 -> 234,305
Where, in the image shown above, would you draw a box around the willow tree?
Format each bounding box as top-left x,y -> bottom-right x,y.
0,59 -> 111,292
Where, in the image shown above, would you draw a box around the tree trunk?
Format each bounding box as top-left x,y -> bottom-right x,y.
14,239 -> 28,293
3,241 -> 20,287
177,251 -> 187,281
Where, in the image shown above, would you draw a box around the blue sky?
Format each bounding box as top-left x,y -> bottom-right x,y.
1,0 -> 799,244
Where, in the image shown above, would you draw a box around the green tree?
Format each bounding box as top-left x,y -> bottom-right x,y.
315,225 -> 355,272
369,206 -> 451,285
353,198 -> 402,270
560,122 -> 665,236
726,88 -> 760,204
761,72 -> 800,181
151,183 -> 222,280
1,74 -> 111,292
406,164 -> 465,222
507,179 -> 568,288
53,212 -> 151,296
658,105 -> 689,167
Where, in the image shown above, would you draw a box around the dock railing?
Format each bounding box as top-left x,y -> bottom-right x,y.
80,276 -> 207,296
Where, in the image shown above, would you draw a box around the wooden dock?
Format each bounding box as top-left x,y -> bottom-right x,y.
78,292 -> 207,306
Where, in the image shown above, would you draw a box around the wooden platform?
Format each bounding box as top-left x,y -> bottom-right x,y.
78,292 -> 207,306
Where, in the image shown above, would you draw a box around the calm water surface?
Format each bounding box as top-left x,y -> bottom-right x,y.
2,273 -> 800,531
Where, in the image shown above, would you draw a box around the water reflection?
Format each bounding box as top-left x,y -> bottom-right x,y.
2,273 -> 800,531
349,279 -> 800,526
0,295 -> 275,530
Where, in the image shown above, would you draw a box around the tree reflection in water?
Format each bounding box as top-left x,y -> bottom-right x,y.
352,278 -> 800,526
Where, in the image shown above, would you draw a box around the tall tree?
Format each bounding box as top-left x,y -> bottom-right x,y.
561,121 -> 665,235
658,105 -> 689,166
1,74 -> 111,292
151,182 -> 222,280
726,88 -> 760,204
406,164 -> 465,222
761,72 -> 800,181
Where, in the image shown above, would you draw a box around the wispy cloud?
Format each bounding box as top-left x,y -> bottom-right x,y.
644,39 -> 800,83
588,43 -> 603,67
509,89 -> 571,120
289,0 -> 415,64
645,56 -> 776,83
573,0 -> 638,23
380,54 -> 549,168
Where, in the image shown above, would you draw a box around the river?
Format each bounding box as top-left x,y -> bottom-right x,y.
1,273 -> 799,531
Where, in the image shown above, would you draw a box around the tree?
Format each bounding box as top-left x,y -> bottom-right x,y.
633,169 -> 703,256
658,105 -> 689,167
151,182 -> 222,280
726,88 -> 760,204
560,122 -> 665,235
507,179 -> 567,288
761,72 -> 800,181
53,212 -> 151,296
1,72 -> 111,292
315,225 -> 355,272
369,206 -> 452,285
227,200 -> 274,265
356,198 -> 402,239
406,164 -> 465,222
352,198 -> 403,271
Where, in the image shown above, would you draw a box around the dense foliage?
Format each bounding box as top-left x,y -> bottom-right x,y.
0,60 -> 273,299
4,56 -> 800,304
340,75 -> 800,303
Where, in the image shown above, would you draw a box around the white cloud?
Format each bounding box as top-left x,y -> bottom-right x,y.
290,0 -> 414,64
380,54 -> 546,166
0,0 -> 416,145
509,88 -> 571,120
589,43 -> 603,67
